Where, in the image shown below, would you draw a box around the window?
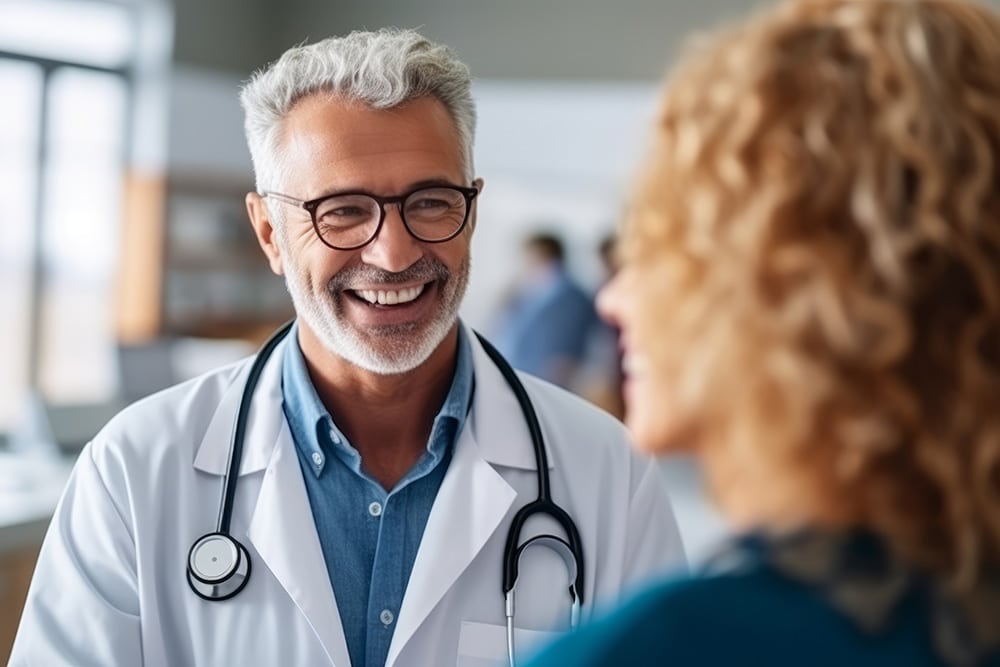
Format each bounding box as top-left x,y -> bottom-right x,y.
0,1 -> 133,68
39,68 -> 128,403
0,61 -> 43,430
0,1 -> 139,433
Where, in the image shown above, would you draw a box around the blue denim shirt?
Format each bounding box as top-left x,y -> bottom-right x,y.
281,325 -> 474,667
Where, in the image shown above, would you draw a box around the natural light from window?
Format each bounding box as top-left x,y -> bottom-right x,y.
0,1 -> 133,68
0,1 -> 134,434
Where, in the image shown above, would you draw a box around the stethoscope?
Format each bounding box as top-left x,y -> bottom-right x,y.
186,320 -> 584,666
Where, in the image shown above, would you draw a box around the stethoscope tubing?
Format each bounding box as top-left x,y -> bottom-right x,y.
216,319 -> 295,534
194,318 -> 586,657
474,334 -> 586,607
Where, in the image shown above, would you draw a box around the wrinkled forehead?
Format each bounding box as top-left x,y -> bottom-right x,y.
275,94 -> 468,192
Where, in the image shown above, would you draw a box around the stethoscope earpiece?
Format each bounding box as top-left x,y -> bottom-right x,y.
187,532 -> 252,601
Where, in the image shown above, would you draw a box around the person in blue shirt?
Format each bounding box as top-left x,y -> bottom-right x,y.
526,0 -> 1000,664
492,231 -> 601,389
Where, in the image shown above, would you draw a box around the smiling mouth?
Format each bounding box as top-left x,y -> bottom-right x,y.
350,284 -> 427,306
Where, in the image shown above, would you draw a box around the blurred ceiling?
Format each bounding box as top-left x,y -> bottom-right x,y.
171,0 -> 747,81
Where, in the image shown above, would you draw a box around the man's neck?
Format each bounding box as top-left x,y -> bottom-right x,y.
298,326 -> 459,490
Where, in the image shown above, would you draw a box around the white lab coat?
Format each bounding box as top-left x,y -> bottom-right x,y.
10,327 -> 684,667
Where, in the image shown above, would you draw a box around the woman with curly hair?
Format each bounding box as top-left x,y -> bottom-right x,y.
526,0 -> 1000,665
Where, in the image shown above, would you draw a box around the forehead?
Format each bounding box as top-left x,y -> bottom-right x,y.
278,94 -> 465,192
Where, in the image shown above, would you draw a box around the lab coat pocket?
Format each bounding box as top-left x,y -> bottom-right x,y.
456,620 -> 561,667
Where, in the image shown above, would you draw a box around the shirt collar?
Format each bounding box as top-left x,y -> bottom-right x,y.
437,324 -> 475,423
281,321 -> 475,477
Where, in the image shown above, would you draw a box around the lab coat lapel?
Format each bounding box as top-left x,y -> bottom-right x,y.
191,337 -> 350,664
248,421 -> 351,667
386,330 -> 532,665
193,341 -> 286,476
387,422 -> 518,666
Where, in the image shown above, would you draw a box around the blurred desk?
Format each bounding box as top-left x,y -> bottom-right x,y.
0,452 -> 73,550
0,451 -> 75,664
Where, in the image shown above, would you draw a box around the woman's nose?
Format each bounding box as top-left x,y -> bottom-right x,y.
596,272 -> 624,327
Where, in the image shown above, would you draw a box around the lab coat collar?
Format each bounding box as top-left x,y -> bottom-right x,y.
463,321 -> 554,472
191,323 -> 552,477
192,336 -> 288,476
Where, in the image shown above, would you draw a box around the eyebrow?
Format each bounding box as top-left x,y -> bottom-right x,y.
311,178 -> 464,201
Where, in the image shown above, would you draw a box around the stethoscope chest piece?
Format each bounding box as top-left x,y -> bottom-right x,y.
187,532 -> 252,601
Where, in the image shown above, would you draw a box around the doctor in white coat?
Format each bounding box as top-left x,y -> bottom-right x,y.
10,28 -> 684,667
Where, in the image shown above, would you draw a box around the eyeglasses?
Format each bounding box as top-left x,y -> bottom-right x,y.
261,184 -> 480,251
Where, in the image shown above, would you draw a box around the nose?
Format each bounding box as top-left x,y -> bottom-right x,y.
359,203 -> 423,272
596,272 -> 624,328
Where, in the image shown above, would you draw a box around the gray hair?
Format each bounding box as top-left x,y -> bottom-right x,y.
240,28 -> 477,197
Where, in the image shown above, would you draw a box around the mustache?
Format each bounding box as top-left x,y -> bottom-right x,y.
328,257 -> 450,290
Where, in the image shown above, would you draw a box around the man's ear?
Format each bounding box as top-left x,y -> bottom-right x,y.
467,177 -> 485,235
246,192 -> 285,276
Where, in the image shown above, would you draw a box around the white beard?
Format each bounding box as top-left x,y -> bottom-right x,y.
280,248 -> 469,376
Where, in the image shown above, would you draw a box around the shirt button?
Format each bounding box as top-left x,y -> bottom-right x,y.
379,609 -> 394,626
311,452 -> 323,466
368,501 -> 383,517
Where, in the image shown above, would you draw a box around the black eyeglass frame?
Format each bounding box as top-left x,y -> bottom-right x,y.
261,184 -> 480,251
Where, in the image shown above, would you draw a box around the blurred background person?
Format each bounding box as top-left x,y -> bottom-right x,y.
528,0 -> 1000,665
578,231 -> 627,419
491,230 -> 601,389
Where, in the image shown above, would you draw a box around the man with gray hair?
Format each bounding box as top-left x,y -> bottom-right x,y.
11,29 -> 684,667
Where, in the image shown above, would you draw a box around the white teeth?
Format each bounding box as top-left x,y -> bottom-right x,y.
622,354 -> 649,377
357,285 -> 424,305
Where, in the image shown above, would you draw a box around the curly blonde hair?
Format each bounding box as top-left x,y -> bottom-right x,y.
625,0 -> 1000,589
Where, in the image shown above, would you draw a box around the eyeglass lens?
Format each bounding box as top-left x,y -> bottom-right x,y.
313,187 -> 469,248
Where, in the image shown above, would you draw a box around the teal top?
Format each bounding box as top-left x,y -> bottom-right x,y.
525,530 -> 1000,667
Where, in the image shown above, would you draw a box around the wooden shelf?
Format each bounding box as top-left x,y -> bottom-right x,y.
117,169 -> 292,344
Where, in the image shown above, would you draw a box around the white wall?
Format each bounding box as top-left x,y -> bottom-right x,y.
264,0 -> 747,82
167,66 -> 254,177
465,80 -> 658,329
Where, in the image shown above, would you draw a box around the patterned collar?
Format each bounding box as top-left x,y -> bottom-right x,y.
704,528 -> 1000,665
